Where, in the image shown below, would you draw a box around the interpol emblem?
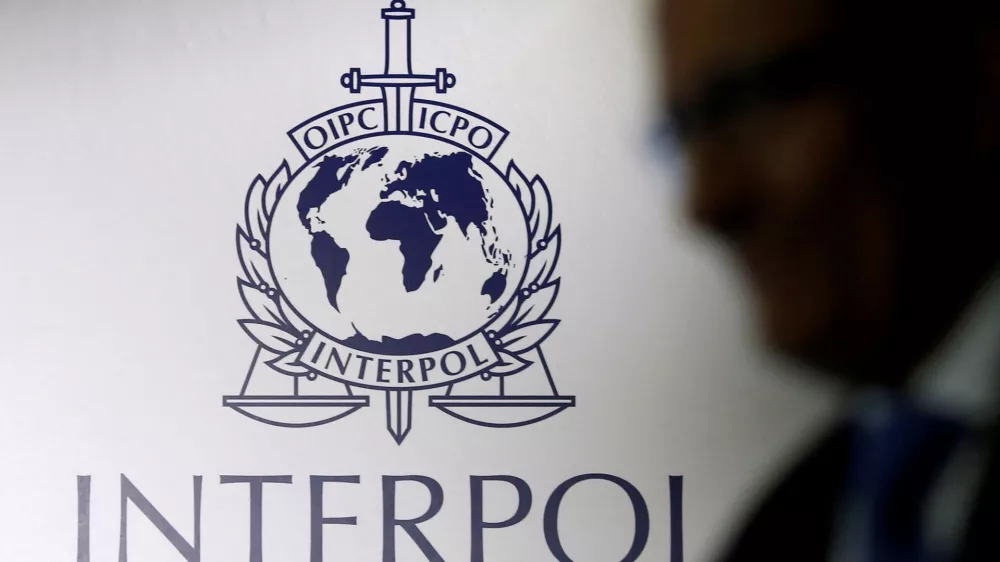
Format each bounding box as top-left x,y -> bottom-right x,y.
224,1 -> 574,443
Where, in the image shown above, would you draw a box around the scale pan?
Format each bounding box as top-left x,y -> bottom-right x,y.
223,395 -> 369,428
428,395 -> 576,428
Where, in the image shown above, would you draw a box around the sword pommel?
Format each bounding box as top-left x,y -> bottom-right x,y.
382,0 -> 415,20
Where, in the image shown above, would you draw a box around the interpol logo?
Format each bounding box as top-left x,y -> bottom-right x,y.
224,1 -> 574,443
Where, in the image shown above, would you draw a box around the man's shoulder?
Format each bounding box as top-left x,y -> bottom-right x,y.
716,418 -> 1000,562
716,423 -> 854,562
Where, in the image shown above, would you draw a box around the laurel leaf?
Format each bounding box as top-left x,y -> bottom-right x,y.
528,175 -> 553,244
500,320 -> 559,354
245,175 -> 269,254
239,320 -> 299,354
266,350 -> 311,376
525,227 -> 561,286
263,161 -> 291,220
489,351 -> 533,377
278,295 -> 312,336
237,229 -> 274,288
512,281 -> 559,326
485,300 -> 519,335
238,280 -> 284,326
507,162 -> 535,221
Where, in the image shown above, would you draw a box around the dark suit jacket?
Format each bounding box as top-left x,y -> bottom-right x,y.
716,422 -> 1000,562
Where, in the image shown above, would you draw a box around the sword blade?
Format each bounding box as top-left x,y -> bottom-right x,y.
385,390 -> 413,444
384,86 -> 415,132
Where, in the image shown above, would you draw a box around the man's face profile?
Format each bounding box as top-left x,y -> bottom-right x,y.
657,0 -> 999,382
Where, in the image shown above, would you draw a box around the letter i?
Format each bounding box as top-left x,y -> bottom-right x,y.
418,107 -> 429,130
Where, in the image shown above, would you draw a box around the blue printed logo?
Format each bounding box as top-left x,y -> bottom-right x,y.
225,0 -> 573,443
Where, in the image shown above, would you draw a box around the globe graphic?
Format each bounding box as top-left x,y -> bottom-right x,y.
268,136 -> 529,355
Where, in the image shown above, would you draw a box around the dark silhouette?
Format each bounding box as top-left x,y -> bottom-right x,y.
657,0 -> 1000,560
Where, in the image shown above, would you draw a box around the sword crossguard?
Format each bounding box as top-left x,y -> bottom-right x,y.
339,67 -> 457,95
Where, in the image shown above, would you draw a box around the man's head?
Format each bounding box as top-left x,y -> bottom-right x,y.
658,0 -> 1000,383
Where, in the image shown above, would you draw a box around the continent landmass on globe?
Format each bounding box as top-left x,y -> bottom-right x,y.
296,146 -> 513,355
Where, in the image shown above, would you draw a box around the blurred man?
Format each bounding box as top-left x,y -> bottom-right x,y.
658,0 -> 1000,560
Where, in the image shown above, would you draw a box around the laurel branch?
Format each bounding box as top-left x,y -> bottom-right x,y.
236,159 -> 561,380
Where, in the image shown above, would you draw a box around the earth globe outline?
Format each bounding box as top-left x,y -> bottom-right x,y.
264,131 -> 533,371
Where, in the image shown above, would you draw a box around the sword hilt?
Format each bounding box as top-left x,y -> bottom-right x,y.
340,1 -> 457,97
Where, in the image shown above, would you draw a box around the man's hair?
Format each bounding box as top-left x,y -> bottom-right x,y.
835,1 -> 1000,221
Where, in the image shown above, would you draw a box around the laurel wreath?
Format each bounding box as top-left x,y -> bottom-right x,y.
236,158 -> 561,381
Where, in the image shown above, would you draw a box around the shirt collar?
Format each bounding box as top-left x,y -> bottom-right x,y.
847,270 -> 1000,432
906,269 -> 1000,429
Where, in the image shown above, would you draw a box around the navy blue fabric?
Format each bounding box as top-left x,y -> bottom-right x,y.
845,397 -> 969,561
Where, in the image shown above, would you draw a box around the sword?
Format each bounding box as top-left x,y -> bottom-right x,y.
340,1 -> 456,443
340,0 -> 457,133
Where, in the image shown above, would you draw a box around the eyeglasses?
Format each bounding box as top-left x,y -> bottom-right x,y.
658,34 -> 855,149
